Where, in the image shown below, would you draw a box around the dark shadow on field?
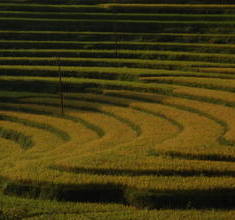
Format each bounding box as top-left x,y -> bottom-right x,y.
3,181 -> 125,204
0,80 -> 99,94
0,94 -> 120,112
0,97 -> 102,114
3,178 -> 235,210
52,166 -> 235,177
14,95 -> 131,110
163,151 -> 235,163
0,94 -> 133,108
0,78 -> 171,98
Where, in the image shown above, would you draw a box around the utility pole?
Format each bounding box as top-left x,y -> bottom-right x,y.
57,57 -> 64,115
113,1 -> 118,58
115,27 -> 118,58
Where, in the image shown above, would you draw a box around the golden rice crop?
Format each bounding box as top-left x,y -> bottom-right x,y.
199,67 -> 235,74
175,85 -> 235,103
167,96 -> 235,146
0,119 -> 61,152
2,0 -> 235,218
101,90 -> 223,155
0,86 -> 234,214
0,94 -> 231,191
154,76 -> 235,89
0,138 -> 21,159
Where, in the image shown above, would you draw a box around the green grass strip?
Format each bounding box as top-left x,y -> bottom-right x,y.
1,17 -> 235,25
101,3 -> 235,9
1,40 -> 235,49
0,76 -> 174,92
3,49 -> 235,63
2,11 -> 235,19
1,63 -> 235,80
0,3 -> 99,9
2,30 -> 235,38
0,58 -> 229,69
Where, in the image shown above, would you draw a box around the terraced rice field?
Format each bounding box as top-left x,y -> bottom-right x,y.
1,0 -> 235,219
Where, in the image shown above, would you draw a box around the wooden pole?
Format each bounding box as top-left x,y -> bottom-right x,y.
115,28 -> 118,58
114,3 -> 118,58
57,57 -> 64,115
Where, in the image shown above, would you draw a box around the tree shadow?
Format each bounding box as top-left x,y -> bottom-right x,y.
52,166 -> 235,177
3,179 -> 235,210
163,151 -> 235,163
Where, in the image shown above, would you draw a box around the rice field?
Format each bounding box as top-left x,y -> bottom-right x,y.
1,0 -> 235,219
